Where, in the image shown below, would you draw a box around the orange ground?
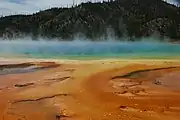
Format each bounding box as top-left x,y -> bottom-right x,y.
0,59 -> 180,120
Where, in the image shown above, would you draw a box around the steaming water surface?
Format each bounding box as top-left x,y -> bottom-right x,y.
0,40 -> 180,59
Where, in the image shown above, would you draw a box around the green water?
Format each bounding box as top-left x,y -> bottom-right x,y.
0,40 -> 180,60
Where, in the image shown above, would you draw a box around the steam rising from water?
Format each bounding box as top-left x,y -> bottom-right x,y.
0,38 -> 180,59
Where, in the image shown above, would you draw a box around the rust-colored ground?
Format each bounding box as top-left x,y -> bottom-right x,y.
0,59 -> 180,120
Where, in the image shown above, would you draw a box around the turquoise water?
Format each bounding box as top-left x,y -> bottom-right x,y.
0,40 -> 180,60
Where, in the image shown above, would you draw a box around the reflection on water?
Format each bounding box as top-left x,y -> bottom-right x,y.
0,62 -> 59,75
0,40 -> 180,59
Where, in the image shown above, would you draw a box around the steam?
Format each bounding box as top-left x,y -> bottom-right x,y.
0,37 -> 179,59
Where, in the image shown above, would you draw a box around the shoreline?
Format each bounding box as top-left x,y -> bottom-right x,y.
0,57 -> 180,70
0,57 -> 180,63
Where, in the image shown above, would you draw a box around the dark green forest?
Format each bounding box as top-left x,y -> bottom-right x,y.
0,0 -> 180,41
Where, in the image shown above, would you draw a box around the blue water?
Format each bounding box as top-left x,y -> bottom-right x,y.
0,40 -> 180,59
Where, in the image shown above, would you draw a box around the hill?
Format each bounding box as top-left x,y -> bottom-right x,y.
0,0 -> 180,41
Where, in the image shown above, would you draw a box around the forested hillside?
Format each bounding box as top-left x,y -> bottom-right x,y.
0,0 -> 180,41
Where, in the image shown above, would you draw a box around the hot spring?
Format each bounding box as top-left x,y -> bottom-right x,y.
0,38 -> 180,60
